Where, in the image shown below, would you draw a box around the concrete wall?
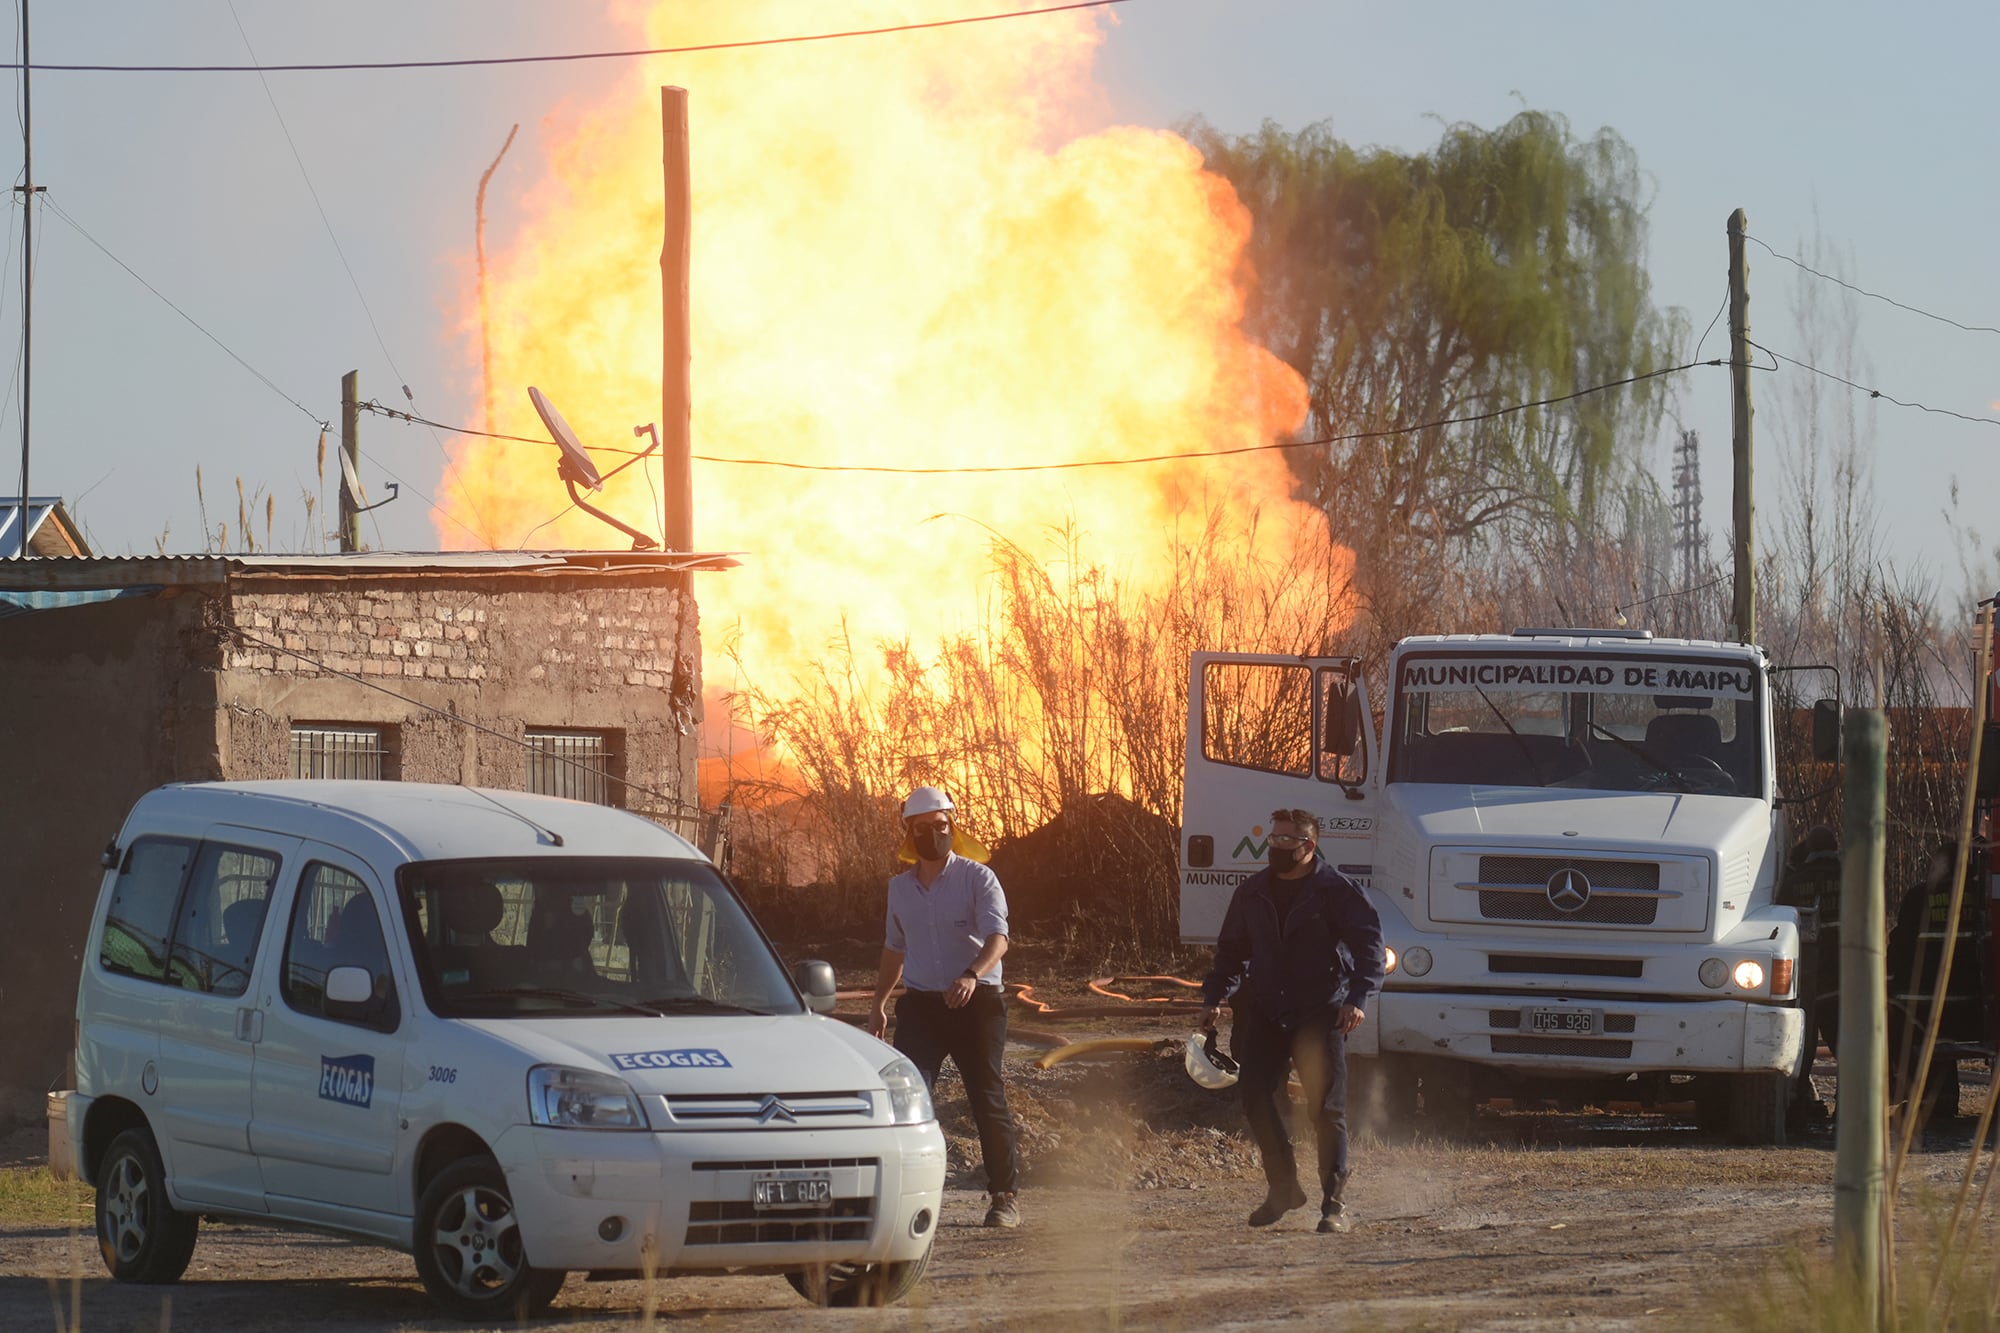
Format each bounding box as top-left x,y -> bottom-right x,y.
0,570 -> 703,1131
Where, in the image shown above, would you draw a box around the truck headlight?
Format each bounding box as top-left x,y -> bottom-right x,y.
1383,946 -> 1398,975
1402,946 -> 1433,978
880,1056 -> 935,1125
1732,960 -> 1765,991
1699,958 -> 1728,989
527,1066 -> 648,1131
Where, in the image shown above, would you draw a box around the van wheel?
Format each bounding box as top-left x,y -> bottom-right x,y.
787,1238 -> 933,1307
95,1127 -> 199,1284
413,1156 -> 567,1321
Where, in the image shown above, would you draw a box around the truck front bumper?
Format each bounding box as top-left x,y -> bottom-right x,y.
1374,991 -> 1804,1077
493,1120 -> 947,1273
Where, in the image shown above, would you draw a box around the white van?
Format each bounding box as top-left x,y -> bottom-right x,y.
71,781 -> 945,1319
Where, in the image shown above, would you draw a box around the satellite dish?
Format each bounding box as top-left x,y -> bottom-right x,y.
337,447 -> 365,507
528,385 -> 604,492
524,386 -> 660,551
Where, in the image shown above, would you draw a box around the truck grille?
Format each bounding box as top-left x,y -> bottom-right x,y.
1475,856 -> 1665,925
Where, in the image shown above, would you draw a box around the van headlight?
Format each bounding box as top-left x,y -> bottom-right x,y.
880,1056 -> 934,1125
527,1066 -> 648,1131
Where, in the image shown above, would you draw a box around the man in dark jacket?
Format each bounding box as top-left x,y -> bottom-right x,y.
1200,808 -> 1385,1233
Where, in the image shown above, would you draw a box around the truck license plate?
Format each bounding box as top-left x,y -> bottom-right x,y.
753,1172 -> 833,1211
1524,1007 -> 1599,1035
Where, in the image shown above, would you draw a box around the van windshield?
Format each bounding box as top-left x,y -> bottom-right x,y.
1388,652 -> 1763,796
399,858 -> 801,1019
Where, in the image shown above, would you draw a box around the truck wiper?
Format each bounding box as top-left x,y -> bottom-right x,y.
450,986 -> 669,1018
1474,684 -> 1548,786
1588,721 -> 1674,778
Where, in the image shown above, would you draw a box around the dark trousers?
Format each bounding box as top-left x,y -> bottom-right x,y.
893,986 -> 1020,1196
1233,1004 -> 1350,1201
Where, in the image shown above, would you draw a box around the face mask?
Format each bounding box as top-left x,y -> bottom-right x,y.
915,826 -> 953,861
1268,843 -> 1306,872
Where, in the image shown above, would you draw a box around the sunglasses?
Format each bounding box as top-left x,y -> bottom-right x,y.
1268,833 -> 1311,847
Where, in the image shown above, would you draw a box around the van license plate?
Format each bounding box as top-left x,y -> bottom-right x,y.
1524,1007 -> 1599,1035
753,1172 -> 833,1211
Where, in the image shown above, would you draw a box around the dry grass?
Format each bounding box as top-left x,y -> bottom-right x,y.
0,1166 -> 90,1227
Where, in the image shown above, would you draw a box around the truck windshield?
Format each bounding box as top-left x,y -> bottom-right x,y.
1388,653 -> 1762,796
399,857 -> 801,1019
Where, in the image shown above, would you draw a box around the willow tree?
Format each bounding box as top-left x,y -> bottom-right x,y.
1190,110 -> 1684,644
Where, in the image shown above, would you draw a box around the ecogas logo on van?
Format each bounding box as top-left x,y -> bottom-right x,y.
69,781 -> 946,1320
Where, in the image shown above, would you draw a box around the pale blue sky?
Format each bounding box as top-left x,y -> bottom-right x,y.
6,1 -> 1997,597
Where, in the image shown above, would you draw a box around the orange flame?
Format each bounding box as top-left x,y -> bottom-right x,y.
441,1 -> 1346,796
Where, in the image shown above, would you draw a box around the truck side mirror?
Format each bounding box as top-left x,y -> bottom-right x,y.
1811,698 -> 1842,764
1978,722 -> 2000,802
793,959 -> 838,1015
1322,676 -> 1361,758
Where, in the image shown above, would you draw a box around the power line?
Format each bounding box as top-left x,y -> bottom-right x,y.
10,1 -> 1133,74
1745,233 -> 2000,339
225,624 -> 702,817
41,194 -> 328,426
227,3 -> 493,550
1748,340 -> 2000,431
362,359 -> 1722,476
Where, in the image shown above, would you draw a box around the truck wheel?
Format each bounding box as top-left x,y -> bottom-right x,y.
787,1238 -> 933,1308
1726,1071 -> 1791,1145
95,1127 -> 199,1284
1348,1055 -> 1419,1143
413,1156 -> 567,1321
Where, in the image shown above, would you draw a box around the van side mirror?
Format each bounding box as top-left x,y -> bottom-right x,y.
793,959 -> 838,1015
1811,699 -> 1842,764
326,966 -> 372,1005
1978,722 -> 2000,802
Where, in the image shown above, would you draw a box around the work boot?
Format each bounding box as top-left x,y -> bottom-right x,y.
983,1191 -> 1021,1229
1318,1170 -> 1352,1233
1247,1180 -> 1308,1227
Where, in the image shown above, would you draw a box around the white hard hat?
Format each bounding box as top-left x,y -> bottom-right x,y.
1184,1028 -> 1240,1090
901,786 -> 955,820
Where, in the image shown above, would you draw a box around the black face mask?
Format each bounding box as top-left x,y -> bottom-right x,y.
1268,843 -> 1307,873
914,826 -> 953,861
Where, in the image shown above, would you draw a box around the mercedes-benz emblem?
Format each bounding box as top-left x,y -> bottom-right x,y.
1546,868 -> 1592,913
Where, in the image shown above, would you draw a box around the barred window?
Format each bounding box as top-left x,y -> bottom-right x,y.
525,729 -> 617,806
291,725 -> 390,780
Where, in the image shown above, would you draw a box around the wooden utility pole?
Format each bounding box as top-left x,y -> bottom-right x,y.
1728,208 -> 1755,644
1834,708 -> 1888,1322
659,86 -> 693,555
339,370 -> 361,553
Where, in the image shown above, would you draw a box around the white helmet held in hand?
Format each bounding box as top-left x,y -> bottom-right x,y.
901,786 -> 954,820
1184,1027 -> 1240,1090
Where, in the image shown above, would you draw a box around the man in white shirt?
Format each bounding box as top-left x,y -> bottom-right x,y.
866,786 -> 1021,1229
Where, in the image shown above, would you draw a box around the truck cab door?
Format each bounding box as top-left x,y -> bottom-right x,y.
1180,653 -> 1379,944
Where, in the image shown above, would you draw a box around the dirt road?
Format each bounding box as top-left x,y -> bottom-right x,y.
7,951 -> 1995,1331
5,1056 -> 1994,1332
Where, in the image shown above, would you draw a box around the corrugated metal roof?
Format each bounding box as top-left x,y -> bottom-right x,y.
0,548 -> 740,592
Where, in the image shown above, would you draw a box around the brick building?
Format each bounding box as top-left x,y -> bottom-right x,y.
0,550 -> 732,1126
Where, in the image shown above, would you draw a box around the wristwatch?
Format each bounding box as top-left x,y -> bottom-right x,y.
961,967 -> 979,980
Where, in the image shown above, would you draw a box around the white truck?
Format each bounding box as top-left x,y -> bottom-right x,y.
1180,628 -> 1841,1143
